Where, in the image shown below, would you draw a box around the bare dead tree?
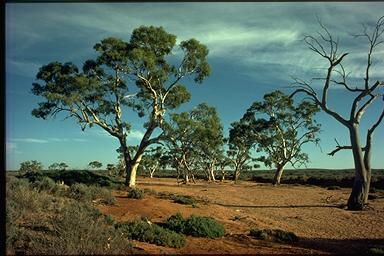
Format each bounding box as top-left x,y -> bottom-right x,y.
291,16 -> 384,210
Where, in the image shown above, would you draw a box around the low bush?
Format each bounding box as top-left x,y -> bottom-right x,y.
47,202 -> 133,254
250,228 -> 299,243
165,213 -> 225,238
67,183 -> 116,204
369,247 -> 384,255
172,195 -> 195,205
127,188 -> 145,199
68,183 -> 94,201
165,213 -> 185,233
31,176 -> 60,193
116,219 -> 186,248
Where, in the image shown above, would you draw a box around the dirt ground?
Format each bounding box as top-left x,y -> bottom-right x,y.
98,177 -> 384,255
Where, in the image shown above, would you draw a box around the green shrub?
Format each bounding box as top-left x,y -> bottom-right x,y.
116,219 -> 186,248
250,228 -> 299,243
165,213 -> 185,233
249,228 -> 269,240
67,183 -> 116,204
97,187 -> 117,205
184,215 -> 225,238
172,195 -> 195,205
68,183 -> 93,202
165,214 -> 225,238
6,175 -> 132,255
127,188 -> 144,199
369,247 -> 384,255
31,176 -> 59,193
105,214 -> 115,225
47,202 -> 133,254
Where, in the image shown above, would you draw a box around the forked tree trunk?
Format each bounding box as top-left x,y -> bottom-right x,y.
272,164 -> 285,185
233,167 -> 241,181
347,126 -> 370,210
207,166 -> 216,181
125,154 -> 143,188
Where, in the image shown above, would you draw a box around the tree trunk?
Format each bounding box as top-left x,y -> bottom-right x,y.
221,168 -> 226,181
233,167 -> 241,181
273,164 -> 285,185
125,154 -> 143,188
347,126 -> 369,210
210,168 -> 216,181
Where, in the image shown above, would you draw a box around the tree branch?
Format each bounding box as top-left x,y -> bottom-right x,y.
328,138 -> 366,156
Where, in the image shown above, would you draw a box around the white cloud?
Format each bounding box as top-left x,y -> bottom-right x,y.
13,138 -> 49,143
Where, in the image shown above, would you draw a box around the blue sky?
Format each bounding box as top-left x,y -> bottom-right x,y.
5,2 -> 384,170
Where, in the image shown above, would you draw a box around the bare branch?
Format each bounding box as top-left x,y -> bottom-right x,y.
355,93 -> 381,123
328,138 -> 367,156
351,80 -> 383,120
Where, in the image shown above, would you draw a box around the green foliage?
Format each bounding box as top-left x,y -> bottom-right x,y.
6,175 -> 131,255
127,188 -> 145,199
47,169 -> 116,187
165,214 -> 225,238
48,162 -> 68,171
164,213 -> 185,233
250,228 -> 299,243
49,202 -> 132,254
242,90 -> 320,183
88,160 -> 103,170
19,160 -> 43,174
172,195 -> 195,205
31,176 -> 60,193
116,219 -> 186,248
162,103 -> 224,182
31,25 -> 211,188
67,183 -> 116,204
369,247 -> 384,255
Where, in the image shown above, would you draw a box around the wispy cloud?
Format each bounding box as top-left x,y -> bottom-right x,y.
10,137 -> 88,144
13,138 -> 49,143
6,2 -> 383,82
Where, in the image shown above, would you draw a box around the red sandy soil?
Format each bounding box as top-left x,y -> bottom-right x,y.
98,177 -> 384,255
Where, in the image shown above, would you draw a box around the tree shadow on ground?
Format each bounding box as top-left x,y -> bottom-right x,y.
217,203 -> 344,209
296,237 -> 384,255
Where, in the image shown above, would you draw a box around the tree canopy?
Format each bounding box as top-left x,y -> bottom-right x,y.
244,90 -> 321,184
31,25 -> 211,187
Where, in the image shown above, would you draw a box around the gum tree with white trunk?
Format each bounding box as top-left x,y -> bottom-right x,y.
31,26 -> 210,187
244,90 -> 320,185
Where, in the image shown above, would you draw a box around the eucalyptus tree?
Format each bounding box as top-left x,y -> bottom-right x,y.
31,26 -> 210,187
291,17 -> 384,210
140,146 -> 165,178
162,103 -> 223,183
244,90 -> 320,185
48,162 -> 69,171
88,161 -> 103,170
227,118 -> 261,181
19,160 -> 43,174
190,103 -> 224,181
